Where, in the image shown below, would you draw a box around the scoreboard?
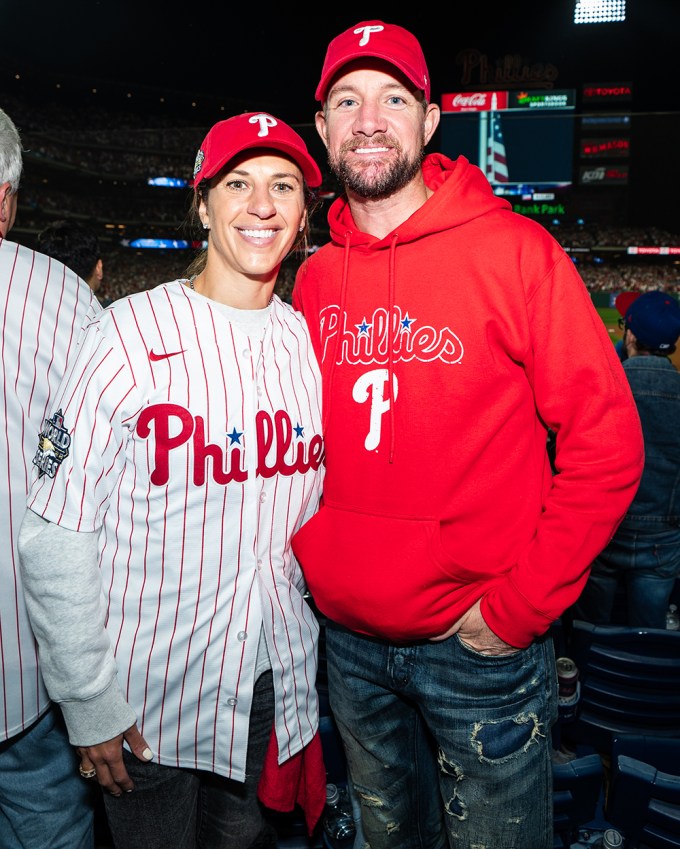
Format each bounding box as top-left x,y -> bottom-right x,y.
440,89 -> 577,195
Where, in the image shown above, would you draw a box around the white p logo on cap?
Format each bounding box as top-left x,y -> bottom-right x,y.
354,25 -> 384,46
249,113 -> 277,137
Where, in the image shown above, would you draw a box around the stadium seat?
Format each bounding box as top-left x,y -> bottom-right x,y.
562,620 -> 680,755
552,753 -> 605,849
606,734 -> 680,848
611,735 -> 680,775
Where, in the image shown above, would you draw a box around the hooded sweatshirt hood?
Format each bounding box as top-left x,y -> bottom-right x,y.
327,153 -> 510,247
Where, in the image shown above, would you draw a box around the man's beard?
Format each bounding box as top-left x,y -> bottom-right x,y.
328,136 -> 425,200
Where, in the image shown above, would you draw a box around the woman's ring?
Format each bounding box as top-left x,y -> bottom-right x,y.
79,765 -> 97,779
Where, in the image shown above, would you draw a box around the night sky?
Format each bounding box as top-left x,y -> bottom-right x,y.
1,2 -> 677,122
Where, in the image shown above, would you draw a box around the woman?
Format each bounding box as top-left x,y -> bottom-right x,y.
19,113 -> 325,849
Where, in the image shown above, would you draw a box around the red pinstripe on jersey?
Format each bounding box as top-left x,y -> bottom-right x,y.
1,236 -> 101,741
28,280 -> 324,779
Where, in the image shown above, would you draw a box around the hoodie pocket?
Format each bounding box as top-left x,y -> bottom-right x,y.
292,503 -> 490,641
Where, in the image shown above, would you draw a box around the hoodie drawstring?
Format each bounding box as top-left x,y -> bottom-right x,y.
387,233 -> 398,463
323,231 -> 352,435
325,231 -> 399,463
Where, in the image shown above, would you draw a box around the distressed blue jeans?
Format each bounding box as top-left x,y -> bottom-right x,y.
102,671 -> 276,849
325,623 -> 558,849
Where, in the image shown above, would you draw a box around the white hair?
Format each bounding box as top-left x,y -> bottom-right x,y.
0,108 -> 23,194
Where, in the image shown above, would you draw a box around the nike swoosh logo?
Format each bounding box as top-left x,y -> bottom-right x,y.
149,349 -> 186,361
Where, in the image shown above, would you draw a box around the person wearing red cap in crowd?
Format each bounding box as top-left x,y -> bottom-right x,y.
612,290 -> 643,360
18,112 -> 326,849
570,290 -> 680,629
290,20 -> 645,849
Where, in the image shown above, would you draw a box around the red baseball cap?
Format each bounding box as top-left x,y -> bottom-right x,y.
316,20 -> 430,103
192,112 -> 322,191
614,291 -> 642,318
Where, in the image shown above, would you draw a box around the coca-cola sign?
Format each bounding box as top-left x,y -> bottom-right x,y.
442,91 -> 509,112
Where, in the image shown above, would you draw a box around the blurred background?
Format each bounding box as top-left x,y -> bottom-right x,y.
1,0 -> 678,306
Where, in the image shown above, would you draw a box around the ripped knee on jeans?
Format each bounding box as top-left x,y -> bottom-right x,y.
471,712 -> 546,761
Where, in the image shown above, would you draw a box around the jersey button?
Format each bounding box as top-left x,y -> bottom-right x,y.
237,631 -> 247,641
242,349 -> 251,358
259,492 -> 267,503
227,697 -> 237,706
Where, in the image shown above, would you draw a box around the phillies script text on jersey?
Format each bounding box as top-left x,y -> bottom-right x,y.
139,405 -> 324,485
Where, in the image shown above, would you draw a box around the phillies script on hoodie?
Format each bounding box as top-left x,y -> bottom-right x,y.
292,153 -> 644,648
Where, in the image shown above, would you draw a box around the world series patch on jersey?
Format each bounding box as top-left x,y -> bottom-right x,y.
33,409 -> 71,479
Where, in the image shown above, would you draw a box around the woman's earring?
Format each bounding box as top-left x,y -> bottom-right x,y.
203,222 -> 210,230
298,225 -> 304,232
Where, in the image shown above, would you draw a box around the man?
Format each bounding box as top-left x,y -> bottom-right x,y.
0,107 -> 101,848
37,218 -> 104,295
291,20 -> 645,849
571,290 -> 680,629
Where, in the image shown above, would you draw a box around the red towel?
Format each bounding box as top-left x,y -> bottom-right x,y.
257,726 -> 327,835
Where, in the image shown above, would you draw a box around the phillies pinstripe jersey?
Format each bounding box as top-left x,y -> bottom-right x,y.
1,235 -> 101,741
27,280 -> 324,779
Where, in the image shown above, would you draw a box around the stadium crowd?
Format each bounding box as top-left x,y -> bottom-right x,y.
90,249 -> 301,307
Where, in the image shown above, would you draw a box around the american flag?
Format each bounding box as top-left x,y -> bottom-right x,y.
486,113 -> 509,183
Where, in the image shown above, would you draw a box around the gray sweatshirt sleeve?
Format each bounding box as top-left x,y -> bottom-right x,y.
18,509 -> 137,746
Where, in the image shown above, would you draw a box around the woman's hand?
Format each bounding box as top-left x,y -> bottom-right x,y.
77,723 -> 152,796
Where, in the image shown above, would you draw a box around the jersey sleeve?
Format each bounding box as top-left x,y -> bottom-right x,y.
27,316 -> 137,533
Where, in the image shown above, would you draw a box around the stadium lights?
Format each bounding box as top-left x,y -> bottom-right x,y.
574,0 -> 626,24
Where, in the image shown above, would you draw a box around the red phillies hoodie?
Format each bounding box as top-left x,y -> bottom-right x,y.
292,153 -> 643,648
